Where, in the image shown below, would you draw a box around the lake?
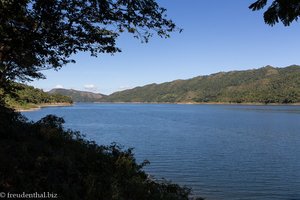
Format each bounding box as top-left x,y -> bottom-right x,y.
23,103 -> 300,200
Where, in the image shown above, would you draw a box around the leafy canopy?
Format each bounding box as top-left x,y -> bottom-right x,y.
0,0 -> 178,84
249,0 -> 300,26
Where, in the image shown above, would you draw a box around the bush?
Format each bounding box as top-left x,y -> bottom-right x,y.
0,105 -> 202,200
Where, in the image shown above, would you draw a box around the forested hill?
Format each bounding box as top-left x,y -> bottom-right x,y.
49,88 -> 106,102
2,84 -> 72,110
102,65 -> 300,104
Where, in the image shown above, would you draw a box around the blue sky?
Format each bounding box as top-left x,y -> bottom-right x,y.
30,0 -> 300,94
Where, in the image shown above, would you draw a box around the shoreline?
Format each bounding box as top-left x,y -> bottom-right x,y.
16,101 -> 300,112
17,103 -> 73,112
95,101 -> 300,106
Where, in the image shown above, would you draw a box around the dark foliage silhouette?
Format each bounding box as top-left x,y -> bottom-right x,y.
0,105 -> 203,199
0,0 -> 179,91
250,0 -> 300,26
0,0 -> 206,199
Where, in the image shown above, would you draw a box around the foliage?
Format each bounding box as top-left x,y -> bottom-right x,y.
0,1 -> 201,198
249,0 -> 300,26
0,105 -> 203,200
0,0 -> 178,88
2,83 -> 72,109
102,65 -> 300,104
0,1 -> 204,198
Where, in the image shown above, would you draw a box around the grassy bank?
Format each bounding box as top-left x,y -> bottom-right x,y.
16,102 -> 73,112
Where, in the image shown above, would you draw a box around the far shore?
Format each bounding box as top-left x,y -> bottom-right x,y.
16,101 -> 300,112
17,102 -> 73,112
94,101 -> 300,106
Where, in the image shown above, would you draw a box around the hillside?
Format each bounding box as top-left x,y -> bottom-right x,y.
49,88 -> 106,102
2,84 -> 72,110
102,65 -> 300,104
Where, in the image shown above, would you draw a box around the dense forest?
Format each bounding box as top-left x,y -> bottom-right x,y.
1,83 -> 72,110
102,65 -> 300,104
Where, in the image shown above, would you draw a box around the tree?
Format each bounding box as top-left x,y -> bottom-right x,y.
0,0 -> 179,88
0,2 -> 207,199
249,0 -> 300,26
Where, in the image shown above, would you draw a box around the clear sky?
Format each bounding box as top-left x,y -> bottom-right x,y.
30,0 -> 300,95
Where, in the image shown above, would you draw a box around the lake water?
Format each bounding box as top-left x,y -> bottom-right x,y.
23,103 -> 300,200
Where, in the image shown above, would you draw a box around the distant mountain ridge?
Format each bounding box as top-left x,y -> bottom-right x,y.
101,65 -> 300,104
49,88 -> 106,102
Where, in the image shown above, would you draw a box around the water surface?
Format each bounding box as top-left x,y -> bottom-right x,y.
23,103 -> 300,200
